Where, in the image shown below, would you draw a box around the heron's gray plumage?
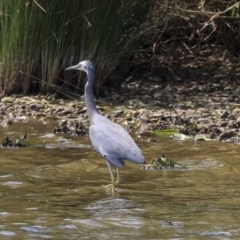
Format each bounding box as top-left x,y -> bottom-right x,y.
66,60 -> 146,193
89,114 -> 145,167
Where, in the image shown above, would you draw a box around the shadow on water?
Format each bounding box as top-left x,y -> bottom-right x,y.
0,121 -> 240,239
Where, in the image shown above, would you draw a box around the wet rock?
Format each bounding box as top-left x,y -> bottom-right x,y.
33,113 -> 46,118
227,114 -> 236,120
61,109 -> 73,115
0,106 -> 7,114
218,131 -> 237,141
220,110 -> 229,118
147,138 -> 156,142
220,121 -> 228,127
18,109 -> 26,115
236,117 -> 240,126
40,134 -> 55,139
153,92 -> 162,99
112,110 -> 123,117
1,119 -> 13,126
171,133 -> 192,140
196,118 -> 209,123
152,112 -> 162,118
2,136 -> 14,147
54,107 -> 64,113
126,116 -> 132,121
77,107 -> 87,114
149,117 -> 159,123
1,133 -> 28,147
139,114 -> 150,123
52,120 -> 88,136
132,111 -> 139,117
233,108 -> 240,114
187,114 -> 202,120
228,92 -> 240,102
142,154 -> 185,170
15,137 -> 29,147
202,112 -> 211,117
227,121 -> 237,128
1,97 -> 14,104
30,103 -> 44,111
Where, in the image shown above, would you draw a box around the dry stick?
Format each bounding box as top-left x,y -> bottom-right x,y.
83,14 -> 92,28
175,2 -> 239,46
174,1 -> 240,28
151,20 -> 168,71
199,2 -> 240,32
182,43 -> 193,55
202,22 -> 217,42
18,70 -> 81,99
33,0 -> 47,13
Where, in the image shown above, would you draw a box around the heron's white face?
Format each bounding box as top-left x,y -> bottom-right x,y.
65,60 -> 94,72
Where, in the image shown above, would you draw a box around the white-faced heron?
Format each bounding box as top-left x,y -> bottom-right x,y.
66,60 -> 146,193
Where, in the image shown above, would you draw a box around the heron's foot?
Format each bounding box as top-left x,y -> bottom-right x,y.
104,180 -> 119,188
103,184 -> 114,195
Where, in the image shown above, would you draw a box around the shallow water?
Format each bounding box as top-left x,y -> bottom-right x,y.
0,120 -> 240,239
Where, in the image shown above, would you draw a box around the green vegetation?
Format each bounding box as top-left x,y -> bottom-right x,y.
143,154 -> 185,170
0,0 -> 151,95
153,129 -> 179,136
0,0 -> 239,95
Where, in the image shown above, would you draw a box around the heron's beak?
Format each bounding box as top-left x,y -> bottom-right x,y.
65,65 -> 80,71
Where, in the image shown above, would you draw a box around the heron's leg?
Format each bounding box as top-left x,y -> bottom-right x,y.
105,167 -> 120,186
105,167 -> 120,185
115,168 -> 120,186
105,161 -> 115,194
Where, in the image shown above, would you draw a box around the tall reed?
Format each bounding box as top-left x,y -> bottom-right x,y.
0,0 -> 151,95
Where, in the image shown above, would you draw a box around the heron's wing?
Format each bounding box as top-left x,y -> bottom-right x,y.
92,114 -> 142,150
104,155 -> 125,168
89,120 -> 145,167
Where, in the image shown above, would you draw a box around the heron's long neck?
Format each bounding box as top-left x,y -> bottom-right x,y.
84,72 -> 99,125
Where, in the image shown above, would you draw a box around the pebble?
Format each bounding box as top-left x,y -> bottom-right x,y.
113,110 -> 123,117
221,110 -> 229,118
2,80 -> 240,145
30,103 -> 43,111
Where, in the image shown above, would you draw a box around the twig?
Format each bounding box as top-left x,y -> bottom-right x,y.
199,2 -> 240,32
33,0 -> 47,13
182,43 -> 193,55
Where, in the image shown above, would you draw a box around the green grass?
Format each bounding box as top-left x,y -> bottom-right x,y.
153,129 -> 179,136
0,0 -> 151,95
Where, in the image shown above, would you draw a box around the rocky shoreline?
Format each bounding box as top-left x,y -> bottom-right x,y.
1,74 -> 240,145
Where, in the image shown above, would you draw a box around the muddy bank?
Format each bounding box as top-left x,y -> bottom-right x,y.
1,78 -> 240,146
